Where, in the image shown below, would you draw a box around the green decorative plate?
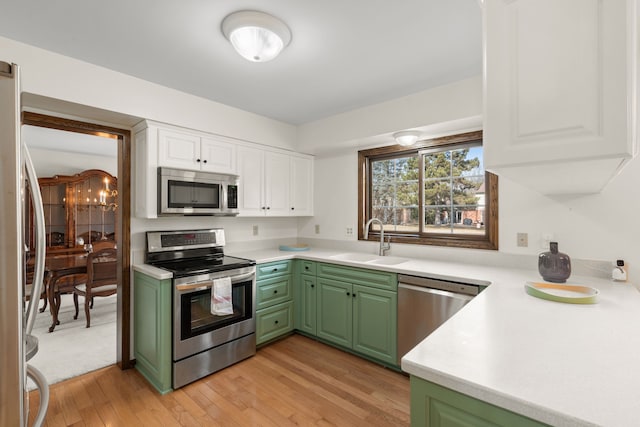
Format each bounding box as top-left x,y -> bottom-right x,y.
525,281 -> 599,304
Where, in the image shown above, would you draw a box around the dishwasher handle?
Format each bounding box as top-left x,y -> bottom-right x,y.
398,283 -> 476,303
398,274 -> 480,296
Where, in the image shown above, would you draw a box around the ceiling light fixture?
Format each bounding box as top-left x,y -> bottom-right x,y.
393,131 -> 421,146
221,10 -> 291,63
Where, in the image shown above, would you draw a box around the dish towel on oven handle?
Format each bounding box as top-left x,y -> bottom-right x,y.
211,277 -> 233,315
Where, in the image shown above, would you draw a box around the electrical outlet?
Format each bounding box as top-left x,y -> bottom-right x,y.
346,227 -> 353,236
252,225 -> 259,236
315,224 -> 320,234
517,232 -> 528,247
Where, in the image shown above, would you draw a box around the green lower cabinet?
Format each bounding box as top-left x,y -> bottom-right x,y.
317,277 -> 353,347
256,275 -> 291,310
296,273 -> 317,335
256,260 -> 294,345
352,284 -> 397,364
410,376 -> 550,427
256,300 -> 294,344
133,271 -> 173,394
316,276 -> 397,365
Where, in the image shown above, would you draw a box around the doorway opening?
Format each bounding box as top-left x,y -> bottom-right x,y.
22,112 -> 132,377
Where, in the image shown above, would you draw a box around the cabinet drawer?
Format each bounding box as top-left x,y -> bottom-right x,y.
256,275 -> 291,310
257,260 -> 292,280
299,260 -> 316,275
317,262 -> 397,291
256,301 -> 294,345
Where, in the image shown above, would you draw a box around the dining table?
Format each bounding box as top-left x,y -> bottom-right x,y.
41,253 -> 89,332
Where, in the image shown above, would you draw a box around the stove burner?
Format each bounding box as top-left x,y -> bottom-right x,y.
150,255 -> 255,278
145,229 -> 255,278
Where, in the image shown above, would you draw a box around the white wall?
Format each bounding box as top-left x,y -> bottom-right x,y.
1,36 -> 297,151
297,76 -> 483,154
299,80 -> 640,283
4,35 -> 638,283
1,36 -> 302,261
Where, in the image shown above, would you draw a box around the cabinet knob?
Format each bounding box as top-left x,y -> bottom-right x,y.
261,206 -> 266,210
352,293 -> 356,298
203,159 -> 207,164
273,290 -> 278,294
196,158 -> 201,163
275,320 -> 279,324
346,292 -> 350,296
267,206 -> 271,210
311,284 -> 314,288
305,266 -> 309,270
272,268 -> 278,272
291,207 -> 295,210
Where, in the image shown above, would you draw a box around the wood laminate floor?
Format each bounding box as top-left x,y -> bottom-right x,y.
29,334 -> 410,426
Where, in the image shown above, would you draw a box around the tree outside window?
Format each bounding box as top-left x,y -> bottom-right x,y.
358,131 -> 498,250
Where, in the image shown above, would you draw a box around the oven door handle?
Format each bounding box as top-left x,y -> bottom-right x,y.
175,272 -> 255,292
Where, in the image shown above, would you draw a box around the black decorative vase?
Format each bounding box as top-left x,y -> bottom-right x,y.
538,242 -> 571,283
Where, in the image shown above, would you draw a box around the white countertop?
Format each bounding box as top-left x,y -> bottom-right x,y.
229,247 -> 640,427
135,247 -> 640,426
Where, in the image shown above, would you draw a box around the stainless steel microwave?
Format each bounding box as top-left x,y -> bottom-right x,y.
158,167 -> 239,216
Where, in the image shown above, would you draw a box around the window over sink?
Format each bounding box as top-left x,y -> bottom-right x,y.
358,130 -> 498,250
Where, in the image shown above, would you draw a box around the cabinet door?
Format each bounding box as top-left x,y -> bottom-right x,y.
158,128 -> 201,170
256,275 -> 291,310
484,0 -> 635,194
410,377 -> 550,427
316,278 -> 352,348
296,274 -> 317,335
200,137 -> 237,174
256,301 -> 294,345
134,272 -> 173,394
352,285 -> 397,365
264,151 -> 291,216
290,155 -> 313,216
237,145 -> 265,216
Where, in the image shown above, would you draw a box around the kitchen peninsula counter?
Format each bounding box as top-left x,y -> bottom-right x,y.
229,247 -> 640,427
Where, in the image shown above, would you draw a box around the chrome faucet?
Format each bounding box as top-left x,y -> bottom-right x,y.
364,218 -> 391,256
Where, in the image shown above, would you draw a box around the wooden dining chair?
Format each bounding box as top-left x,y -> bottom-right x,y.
24,269 -> 47,312
73,247 -> 117,328
91,240 -> 117,252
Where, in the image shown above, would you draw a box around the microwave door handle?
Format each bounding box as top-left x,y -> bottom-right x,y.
221,183 -> 227,212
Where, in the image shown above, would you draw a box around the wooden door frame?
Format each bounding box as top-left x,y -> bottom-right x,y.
23,111 -> 133,369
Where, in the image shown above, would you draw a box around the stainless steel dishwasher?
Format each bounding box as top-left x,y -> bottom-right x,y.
397,274 -> 480,365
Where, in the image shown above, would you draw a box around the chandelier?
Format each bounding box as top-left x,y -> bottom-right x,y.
99,177 -> 118,212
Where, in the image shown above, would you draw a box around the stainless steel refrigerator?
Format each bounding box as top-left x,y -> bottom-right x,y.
0,61 -> 49,426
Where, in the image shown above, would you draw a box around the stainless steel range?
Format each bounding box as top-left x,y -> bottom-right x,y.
145,229 -> 256,389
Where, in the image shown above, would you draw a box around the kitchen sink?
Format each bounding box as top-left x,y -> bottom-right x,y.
330,252 -> 379,262
367,256 -> 409,266
330,252 -> 409,266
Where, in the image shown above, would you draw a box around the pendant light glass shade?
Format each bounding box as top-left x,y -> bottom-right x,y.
393,131 -> 421,146
222,11 -> 291,63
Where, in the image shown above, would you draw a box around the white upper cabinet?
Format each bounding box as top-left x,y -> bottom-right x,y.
483,0 -> 638,194
290,155 -> 314,216
133,120 -> 313,219
264,151 -> 292,216
237,145 -> 314,217
158,128 -> 236,174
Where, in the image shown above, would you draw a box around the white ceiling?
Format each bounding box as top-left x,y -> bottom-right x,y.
22,125 -> 117,157
0,0 -> 483,125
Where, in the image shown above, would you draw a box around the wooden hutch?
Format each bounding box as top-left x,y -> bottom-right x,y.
33,169 -> 118,253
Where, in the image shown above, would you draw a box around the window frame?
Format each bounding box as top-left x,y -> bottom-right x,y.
357,130 -> 498,250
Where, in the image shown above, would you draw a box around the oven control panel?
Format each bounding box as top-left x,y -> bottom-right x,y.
146,229 -> 226,253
